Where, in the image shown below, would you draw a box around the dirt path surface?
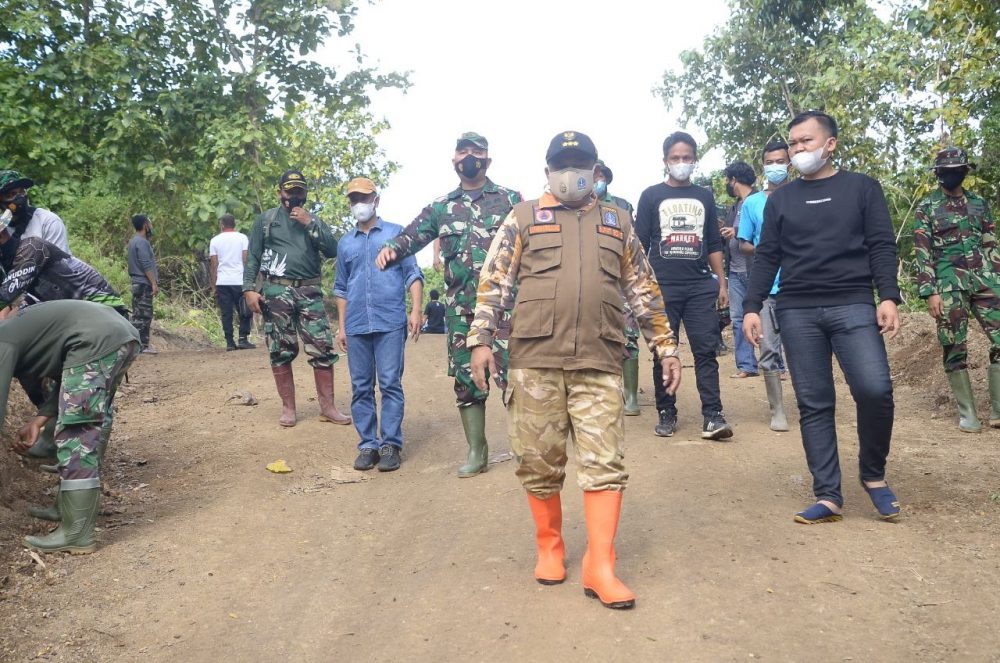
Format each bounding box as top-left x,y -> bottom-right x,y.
1,322 -> 999,662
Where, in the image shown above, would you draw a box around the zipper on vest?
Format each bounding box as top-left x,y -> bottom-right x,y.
573,209 -> 584,357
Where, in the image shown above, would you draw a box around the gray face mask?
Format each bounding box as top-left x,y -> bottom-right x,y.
548,168 -> 594,202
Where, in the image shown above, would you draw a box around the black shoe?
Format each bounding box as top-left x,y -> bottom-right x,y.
717,342 -> 730,356
354,449 -> 379,471
654,410 -> 676,437
226,343 -> 238,352
377,444 -> 401,472
237,338 -> 257,350
702,412 -> 734,440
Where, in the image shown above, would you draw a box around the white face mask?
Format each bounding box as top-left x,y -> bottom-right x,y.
350,202 -> 376,223
548,168 -> 594,202
667,163 -> 695,182
790,145 -> 828,175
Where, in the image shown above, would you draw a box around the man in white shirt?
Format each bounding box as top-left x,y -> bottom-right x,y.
210,214 -> 255,351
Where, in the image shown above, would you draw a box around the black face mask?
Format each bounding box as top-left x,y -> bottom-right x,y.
937,170 -> 967,192
7,194 -> 30,220
284,194 -> 306,210
455,154 -> 486,180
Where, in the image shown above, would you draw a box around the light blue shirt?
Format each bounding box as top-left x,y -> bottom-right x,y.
737,191 -> 780,296
333,218 -> 422,335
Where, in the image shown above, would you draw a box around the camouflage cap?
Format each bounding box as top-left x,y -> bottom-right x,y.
596,159 -> 614,184
932,146 -> 976,170
456,132 -> 488,150
0,170 -> 33,195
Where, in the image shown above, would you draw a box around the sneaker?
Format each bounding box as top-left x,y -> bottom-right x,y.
140,346 -> 158,355
226,343 -> 238,352
377,444 -> 401,472
353,449 -> 379,471
702,412 -> 734,440
654,410 -> 676,437
237,338 -> 257,350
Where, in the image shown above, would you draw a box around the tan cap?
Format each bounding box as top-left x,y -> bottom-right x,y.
346,176 -> 377,195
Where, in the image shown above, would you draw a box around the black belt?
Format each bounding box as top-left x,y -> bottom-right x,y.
267,276 -> 322,287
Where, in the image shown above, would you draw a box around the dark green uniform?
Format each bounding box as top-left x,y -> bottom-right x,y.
384,179 -> 521,406
243,206 -> 339,368
913,188 -> 1000,371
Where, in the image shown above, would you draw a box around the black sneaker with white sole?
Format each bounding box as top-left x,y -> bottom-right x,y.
377,444 -> 401,472
701,412 -> 733,440
654,410 -> 677,437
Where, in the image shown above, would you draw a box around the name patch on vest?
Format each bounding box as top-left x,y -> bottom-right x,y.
533,207 -> 555,224
529,224 -> 562,235
597,226 -> 624,240
601,208 -> 619,228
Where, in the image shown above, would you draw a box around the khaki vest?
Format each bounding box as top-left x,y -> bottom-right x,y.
509,199 -> 630,374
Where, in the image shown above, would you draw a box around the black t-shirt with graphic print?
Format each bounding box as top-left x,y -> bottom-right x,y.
635,182 -> 723,287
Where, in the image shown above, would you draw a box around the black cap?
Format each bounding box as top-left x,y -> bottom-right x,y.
545,131 -> 597,163
279,169 -> 308,191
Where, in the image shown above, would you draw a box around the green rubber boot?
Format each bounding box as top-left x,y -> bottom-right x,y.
457,404 -> 488,478
27,484 -> 60,522
947,369 -> 982,433
25,418 -> 57,460
989,364 -> 1000,428
24,487 -> 100,554
622,358 -> 640,416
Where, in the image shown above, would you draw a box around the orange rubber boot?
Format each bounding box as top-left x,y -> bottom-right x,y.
526,492 -> 566,584
314,366 -> 351,425
271,364 -> 297,427
581,490 -> 635,609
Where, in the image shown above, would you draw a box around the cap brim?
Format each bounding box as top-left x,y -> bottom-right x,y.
281,182 -> 308,190
347,186 -> 376,195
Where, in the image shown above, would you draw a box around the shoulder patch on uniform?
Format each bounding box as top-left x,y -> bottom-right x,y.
597,226 -> 624,240
601,207 -> 619,228
533,207 -> 555,224
529,224 -> 561,235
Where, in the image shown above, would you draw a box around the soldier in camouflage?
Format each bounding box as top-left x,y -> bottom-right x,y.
594,160 -> 642,416
470,132 -> 680,610
243,170 -> 350,428
913,146 -> 1000,432
2,300 -> 140,554
375,132 -> 522,477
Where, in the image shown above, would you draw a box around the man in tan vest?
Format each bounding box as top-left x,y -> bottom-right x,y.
469,131 -> 681,610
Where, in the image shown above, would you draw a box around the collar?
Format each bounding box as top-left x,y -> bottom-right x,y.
221,228 -> 236,233
353,216 -> 384,236
538,191 -> 599,213
447,178 -> 498,201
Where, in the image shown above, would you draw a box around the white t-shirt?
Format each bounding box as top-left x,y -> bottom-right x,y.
209,230 -> 249,286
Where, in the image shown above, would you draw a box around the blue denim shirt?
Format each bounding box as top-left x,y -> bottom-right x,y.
333,218 -> 423,335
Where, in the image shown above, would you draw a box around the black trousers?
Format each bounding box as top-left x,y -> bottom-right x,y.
216,285 -> 252,344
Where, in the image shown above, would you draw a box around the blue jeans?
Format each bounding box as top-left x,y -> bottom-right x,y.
777,304 -> 894,507
728,271 -> 758,373
345,326 -> 407,450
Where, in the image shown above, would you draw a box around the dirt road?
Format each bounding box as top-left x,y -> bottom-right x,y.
1,324 -> 998,662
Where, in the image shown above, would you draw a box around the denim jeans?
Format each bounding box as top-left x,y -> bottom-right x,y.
654,278 -> 724,418
777,303 -> 894,507
345,326 -> 407,451
728,271 -> 758,374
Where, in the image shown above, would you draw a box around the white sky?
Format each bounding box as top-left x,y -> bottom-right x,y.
322,0 -> 729,265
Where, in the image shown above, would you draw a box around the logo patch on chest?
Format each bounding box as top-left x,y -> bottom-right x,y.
601,208 -> 619,228
533,207 -> 555,224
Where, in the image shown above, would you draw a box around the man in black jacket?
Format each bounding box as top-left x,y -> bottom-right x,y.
743,110 -> 902,525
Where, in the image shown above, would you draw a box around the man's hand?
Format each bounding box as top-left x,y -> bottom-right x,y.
470,345 -> 496,392
408,310 -> 423,342
211,285 -> 217,298
660,356 -> 682,395
12,416 -> 48,455
743,312 -> 762,348
0,306 -> 15,320
927,293 -> 943,320
878,300 -> 901,339
375,247 -> 397,270
151,282 -> 159,297
433,255 -> 443,271
244,290 -> 263,314
336,327 -> 348,353
289,206 -> 311,226
717,281 -> 729,309
720,226 -> 736,241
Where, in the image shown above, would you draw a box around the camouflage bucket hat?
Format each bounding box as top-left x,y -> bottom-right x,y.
932,146 -> 976,170
0,170 -> 34,195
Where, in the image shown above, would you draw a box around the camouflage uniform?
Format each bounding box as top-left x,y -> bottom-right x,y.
914,188 -> 1000,371
384,179 -> 521,405
55,342 -> 140,486
261,283 -> 337,368
130,284 -> 154,348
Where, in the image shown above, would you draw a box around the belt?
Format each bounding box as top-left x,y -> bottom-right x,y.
267,276 -> 322,287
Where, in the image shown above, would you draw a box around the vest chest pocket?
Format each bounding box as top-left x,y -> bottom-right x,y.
597,234 -> 623,278
524,231 -> 562,273
511,284 -> 556,339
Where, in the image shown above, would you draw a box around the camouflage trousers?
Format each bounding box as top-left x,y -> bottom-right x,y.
448,313 -> 509,407
130,283 -> 154,347
507,367 -> 627,498
261,283 -> 339,369
56,341 -> 140,489
938,282 -> 1000,372
623,302 -> 640,360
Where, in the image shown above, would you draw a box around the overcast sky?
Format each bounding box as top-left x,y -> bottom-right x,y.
322,0 -> 729,264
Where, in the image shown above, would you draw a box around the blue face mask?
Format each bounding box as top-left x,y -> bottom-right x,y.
593,180 -> 608,198
763,164 -> 789,185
